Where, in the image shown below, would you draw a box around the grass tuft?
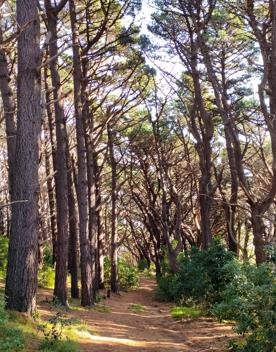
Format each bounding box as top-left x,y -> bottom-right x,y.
128,303 -> 145,312
170,306 -> 202,320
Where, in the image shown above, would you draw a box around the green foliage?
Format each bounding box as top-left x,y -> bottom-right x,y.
92,304 -> 111,313
213,261 -> 276,352
104,257 -> 139,291
39,339 -> 78,352
38,312 -> 78,352
137,258 -> 149,271
42,246 -> 54,267
0,236 -> 8,277
156,238 -> 234,308
38,246 -> 55,288
38,267 -> 55,289
154,270 -> 176,302
128,303 -> 145,312
0,296 -> 24,351
170,306 -> 202,320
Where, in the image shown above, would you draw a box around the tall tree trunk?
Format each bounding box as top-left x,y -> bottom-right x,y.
95,159 -> 105,289
108,124 -> 118,293
67,154 -> 79,299
86,137 -> 97,297
43,113 -> 57,264
198,147 -> 213,250
251,204 -> 267,265
69,0 -> 93,306
45,1 -> 69,305
0,26 -> 16,200
5,0 -> 41,313
44,66 -> 58,264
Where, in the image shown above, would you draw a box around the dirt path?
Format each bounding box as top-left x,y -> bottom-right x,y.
38,278 -> 236,352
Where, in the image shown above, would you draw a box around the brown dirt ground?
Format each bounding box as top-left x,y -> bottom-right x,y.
37,278 -> 236,352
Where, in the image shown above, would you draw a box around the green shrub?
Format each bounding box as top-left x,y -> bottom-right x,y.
154,271 -> 176,301
38,246 -> 55,288
38,312 -> 78,352
213,261 -> 276,352
39,339 -> 78,352
42,246 -> 54,267
0,296 -> 25,351
38,266 -> 55,289
0,236 -> 8,277
137,258 -> 149,271
156,238 -> 234,308
104,257 -> 139,291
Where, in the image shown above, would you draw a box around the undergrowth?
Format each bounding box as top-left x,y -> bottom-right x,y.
155,238 -> 276,352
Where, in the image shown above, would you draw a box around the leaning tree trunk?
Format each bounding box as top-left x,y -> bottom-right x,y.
5,0 -> 41,313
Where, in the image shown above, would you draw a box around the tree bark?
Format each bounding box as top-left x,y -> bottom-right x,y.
69,0 -> 94,306
0,26 -> 16,200
67,154 -> 79,299
108,124 -> 118,293
45,1 -> 69,305
5,0 -> 41,313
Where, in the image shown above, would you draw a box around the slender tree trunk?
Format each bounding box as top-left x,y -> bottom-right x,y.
45,2 -> 69,305
95,163 -> 105,289
44,66 -> 58,264
5,0 -> 41,313
69,0 -> 93,306
108,124 -> 118,293
86,140 -> 97,297
67,153 -> 79,299
251,205 -> 267,265
43,115 -> 57,263
0,27 -> 16,199
198,150 -> 213,250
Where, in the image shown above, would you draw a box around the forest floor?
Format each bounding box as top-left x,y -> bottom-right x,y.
36,277 -> 236,352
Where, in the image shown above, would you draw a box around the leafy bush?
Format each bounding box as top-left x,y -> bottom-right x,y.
38,266 -> 55,289
137,258 -> 149,271
154,271 -> 176,301
104,257 -> 139,291
213,261 -> 276,352
0,236 -> 8,277
156,238 -> 234,308
39,339 -> 78,352
38,246 -> 55,288
0,296 -> 25,351
38,312 -> 78,352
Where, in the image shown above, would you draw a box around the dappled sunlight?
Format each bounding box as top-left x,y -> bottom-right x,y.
76,330 -> 185,348
35,278 -> 236,352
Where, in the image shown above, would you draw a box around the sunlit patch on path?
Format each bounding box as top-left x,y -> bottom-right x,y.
37,278 -> 236,352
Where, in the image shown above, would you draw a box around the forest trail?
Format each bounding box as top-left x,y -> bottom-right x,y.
38,278 -> 236,352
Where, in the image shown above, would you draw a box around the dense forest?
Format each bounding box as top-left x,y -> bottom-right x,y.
0,0 -> 276,351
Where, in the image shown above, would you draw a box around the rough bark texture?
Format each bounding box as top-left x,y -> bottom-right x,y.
5,0 -> 41,313
0,26 -> 16,199
108,125 -> 118,293
45,1 -> 69,305
44,66 -> 58,264
70,0 -> 93,306
67,154 -> 79,299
